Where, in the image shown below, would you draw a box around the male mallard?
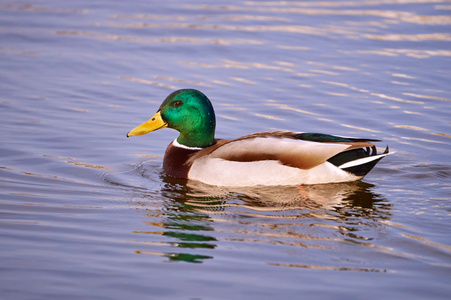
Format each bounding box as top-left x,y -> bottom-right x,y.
127,89 -> 391,186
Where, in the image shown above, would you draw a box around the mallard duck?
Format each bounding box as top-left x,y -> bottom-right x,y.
127,89 -> 392,186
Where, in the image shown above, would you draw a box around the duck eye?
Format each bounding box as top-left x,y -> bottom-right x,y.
173,100 -> 183,107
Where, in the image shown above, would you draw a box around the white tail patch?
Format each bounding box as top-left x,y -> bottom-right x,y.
338,152 -> 394,169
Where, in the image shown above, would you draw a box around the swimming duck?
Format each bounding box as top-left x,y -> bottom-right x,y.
127,89 -> 391,186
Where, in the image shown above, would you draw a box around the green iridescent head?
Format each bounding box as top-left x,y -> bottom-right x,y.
127,89 -> 216,148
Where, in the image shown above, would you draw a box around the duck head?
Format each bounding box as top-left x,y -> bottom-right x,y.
127,89 -> 216,148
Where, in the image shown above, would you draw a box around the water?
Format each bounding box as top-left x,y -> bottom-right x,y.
1,0 -> 451,299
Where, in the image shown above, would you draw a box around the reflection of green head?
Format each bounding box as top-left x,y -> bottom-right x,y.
159,89 -> 216,148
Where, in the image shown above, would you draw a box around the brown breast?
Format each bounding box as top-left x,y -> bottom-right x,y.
163,142 -> 202,179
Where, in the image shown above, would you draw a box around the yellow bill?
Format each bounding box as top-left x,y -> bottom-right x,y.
127,111 -> 168,137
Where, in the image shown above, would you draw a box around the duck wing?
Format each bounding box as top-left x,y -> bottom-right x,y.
190,131 -> 378,170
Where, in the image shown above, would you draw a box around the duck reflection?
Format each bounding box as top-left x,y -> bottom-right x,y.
179,178 -> 391,217
133,174 -> 391,263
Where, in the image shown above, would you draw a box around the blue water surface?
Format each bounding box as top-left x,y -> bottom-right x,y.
1,1 -> 451,299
